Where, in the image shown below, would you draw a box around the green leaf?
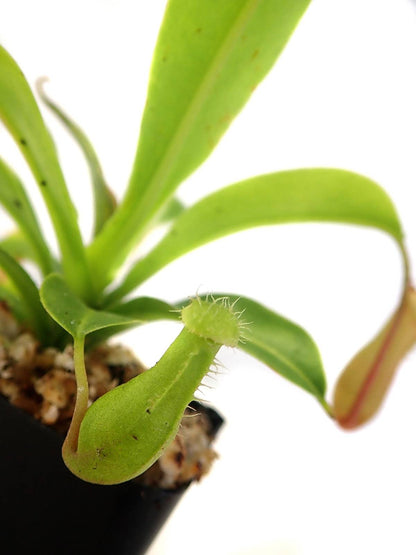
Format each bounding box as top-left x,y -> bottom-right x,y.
40,274 -> 137,339
106,293 -> 329,409
0,46 -> 93,300
0,157 -> 54,274
188,294 -> 328,409
36,79 -> 116,237
0,248 -> 55,343
100,296 -> 176,322
107,168 -> 404,303
88,0 -> 312,289
87,296 -> 177,347
0,230 -> 37,265
217,294 -> 327,404
0,285 -> 27,323
154,197 -> 185,225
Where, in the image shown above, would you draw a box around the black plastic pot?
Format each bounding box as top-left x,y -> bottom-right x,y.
0,396 -> 223,555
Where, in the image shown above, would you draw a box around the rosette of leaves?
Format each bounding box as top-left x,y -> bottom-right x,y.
0,0 -> 414,485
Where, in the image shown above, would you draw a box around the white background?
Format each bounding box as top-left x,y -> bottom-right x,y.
2,1 -> 416,554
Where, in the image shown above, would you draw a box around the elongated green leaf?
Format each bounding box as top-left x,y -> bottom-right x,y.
106,168 -> 404,303
211,294 -> 328,408
88,296 -> 177,347
36,79 -> 116,237
104,293 -> 329,410
101,296 -> 175,322
0,158 -> 54,274
40,274 -> 138,339
0,234 -> 61,331
0,230 -> 37,264
0,248 -> 55,343
0,46 -> 93,300
0,285 -> 27,323
181,294 -> 329,409
88,0 -> 312,288
154,197 -> 185,225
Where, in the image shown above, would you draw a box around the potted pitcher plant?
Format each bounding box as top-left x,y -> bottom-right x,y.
1,1 -> 415,553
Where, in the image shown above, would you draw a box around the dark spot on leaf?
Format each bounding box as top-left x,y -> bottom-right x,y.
252,49 -> 260,60
40,180 -> 47,187
132,434 -> 138,441
146,408 -> 151,414
162,55 -> 168,62
195,27 -> 202,34
19,138 -> 27,146
13,199 -> 22,209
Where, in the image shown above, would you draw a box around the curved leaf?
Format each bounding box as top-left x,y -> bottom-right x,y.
0,248 -> 55,343
104,293 -> 329,411
0,158 -> 54,274
0,285 -> 27,323
185,294 -> 329,410
40,274 -> 138,339
88,296 -> 177,347
212,294 -> 328,408
0,46 -> 93,300
106,168 -> 404,303
36,79 -> 116,237
154,197 -> 185,225
0,230 -> 37,264
88,0 -> 312,288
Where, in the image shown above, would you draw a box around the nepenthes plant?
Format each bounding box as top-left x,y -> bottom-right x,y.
0,0 -> 415,487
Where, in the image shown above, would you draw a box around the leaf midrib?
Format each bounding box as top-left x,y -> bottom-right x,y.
245,334 -> 325,397
129,0 -> 261,217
